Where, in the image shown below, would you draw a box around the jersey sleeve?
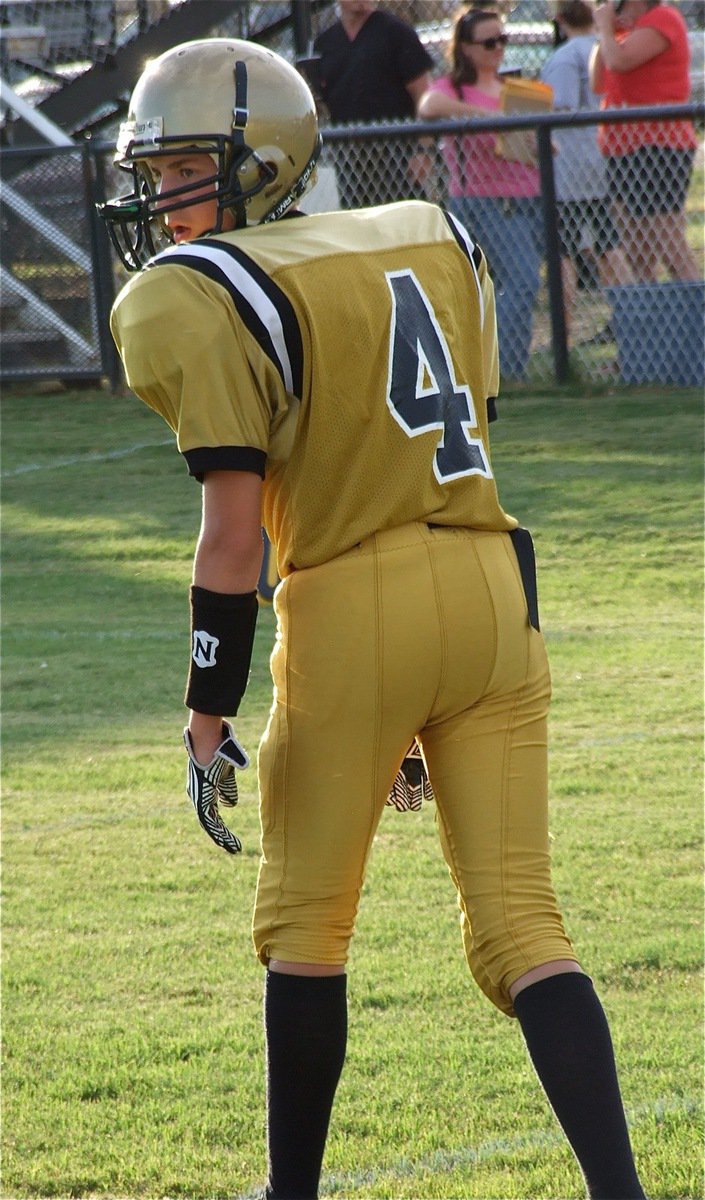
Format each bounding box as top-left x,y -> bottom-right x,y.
110,264 -> 289,478
441,207 -> 499,411
478,254 -> 500,411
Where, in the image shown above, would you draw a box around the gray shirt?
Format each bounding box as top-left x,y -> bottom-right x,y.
541,34 -> 607,201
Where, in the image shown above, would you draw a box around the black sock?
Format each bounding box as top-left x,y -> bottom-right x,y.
513,972 -> 646,1200
264,971 -> 347,1200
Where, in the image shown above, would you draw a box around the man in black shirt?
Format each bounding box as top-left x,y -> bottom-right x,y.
313,0 -> 434,206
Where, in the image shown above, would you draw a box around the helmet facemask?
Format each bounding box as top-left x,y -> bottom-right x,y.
101,133 -> 276,270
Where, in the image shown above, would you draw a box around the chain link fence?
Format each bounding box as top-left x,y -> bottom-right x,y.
1,0 -> 703,389
2,0 -> 702,108
311,111 -> 703,386
0,2 -> 173,88
0,145 -> 112,383
2,107 -> 701,389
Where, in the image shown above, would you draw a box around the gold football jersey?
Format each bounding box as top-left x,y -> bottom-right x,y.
110,200 -> 516,575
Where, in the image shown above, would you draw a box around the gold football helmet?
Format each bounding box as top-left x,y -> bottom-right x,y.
99,38 -> 321,269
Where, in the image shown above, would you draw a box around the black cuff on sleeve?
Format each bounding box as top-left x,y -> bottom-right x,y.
182,446 -> 267,483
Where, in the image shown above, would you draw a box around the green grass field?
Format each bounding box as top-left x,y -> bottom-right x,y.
2,382 -> 703,1200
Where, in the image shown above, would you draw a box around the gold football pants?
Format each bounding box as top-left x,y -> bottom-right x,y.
253,522 -> 576,1015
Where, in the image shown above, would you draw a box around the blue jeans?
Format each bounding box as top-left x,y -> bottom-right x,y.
450,196 -> 543,379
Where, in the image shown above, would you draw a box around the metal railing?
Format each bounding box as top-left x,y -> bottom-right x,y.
1,101 -> 703,389
319,102 -> 704,386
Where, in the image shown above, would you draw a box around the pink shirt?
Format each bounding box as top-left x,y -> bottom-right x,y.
429,77 -> 540,198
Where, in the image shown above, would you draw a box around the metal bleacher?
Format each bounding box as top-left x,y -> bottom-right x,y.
0,1 -> 330,381
0,1 -> 323,146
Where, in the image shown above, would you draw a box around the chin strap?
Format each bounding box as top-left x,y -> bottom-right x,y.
228,60 -> 249,229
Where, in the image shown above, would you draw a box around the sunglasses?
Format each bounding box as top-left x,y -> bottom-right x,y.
467,33 -> 509,49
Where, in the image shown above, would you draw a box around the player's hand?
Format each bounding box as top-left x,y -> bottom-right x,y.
183,721 -> 249,854
386,740 -> 434,812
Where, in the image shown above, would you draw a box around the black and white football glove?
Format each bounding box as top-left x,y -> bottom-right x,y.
183,721 -> 249,854
387,739 -> 435,812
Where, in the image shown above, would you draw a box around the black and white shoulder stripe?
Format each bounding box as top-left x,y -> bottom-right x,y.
441,209 -> 486,327
148,238 -> 304,400
441,209 -> 483,272
441,209 -> 498,425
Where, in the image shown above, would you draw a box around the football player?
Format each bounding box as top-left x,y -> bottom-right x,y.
101,39 -> 646,1200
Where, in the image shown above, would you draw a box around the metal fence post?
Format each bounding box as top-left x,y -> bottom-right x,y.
536,122 -> 569,385
291,0 -> 313,56
82,141 -> 121,390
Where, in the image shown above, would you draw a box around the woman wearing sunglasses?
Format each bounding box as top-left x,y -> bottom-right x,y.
417,7 -> 544,379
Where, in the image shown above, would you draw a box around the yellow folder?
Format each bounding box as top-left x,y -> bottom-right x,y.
495,77 -> 553,166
